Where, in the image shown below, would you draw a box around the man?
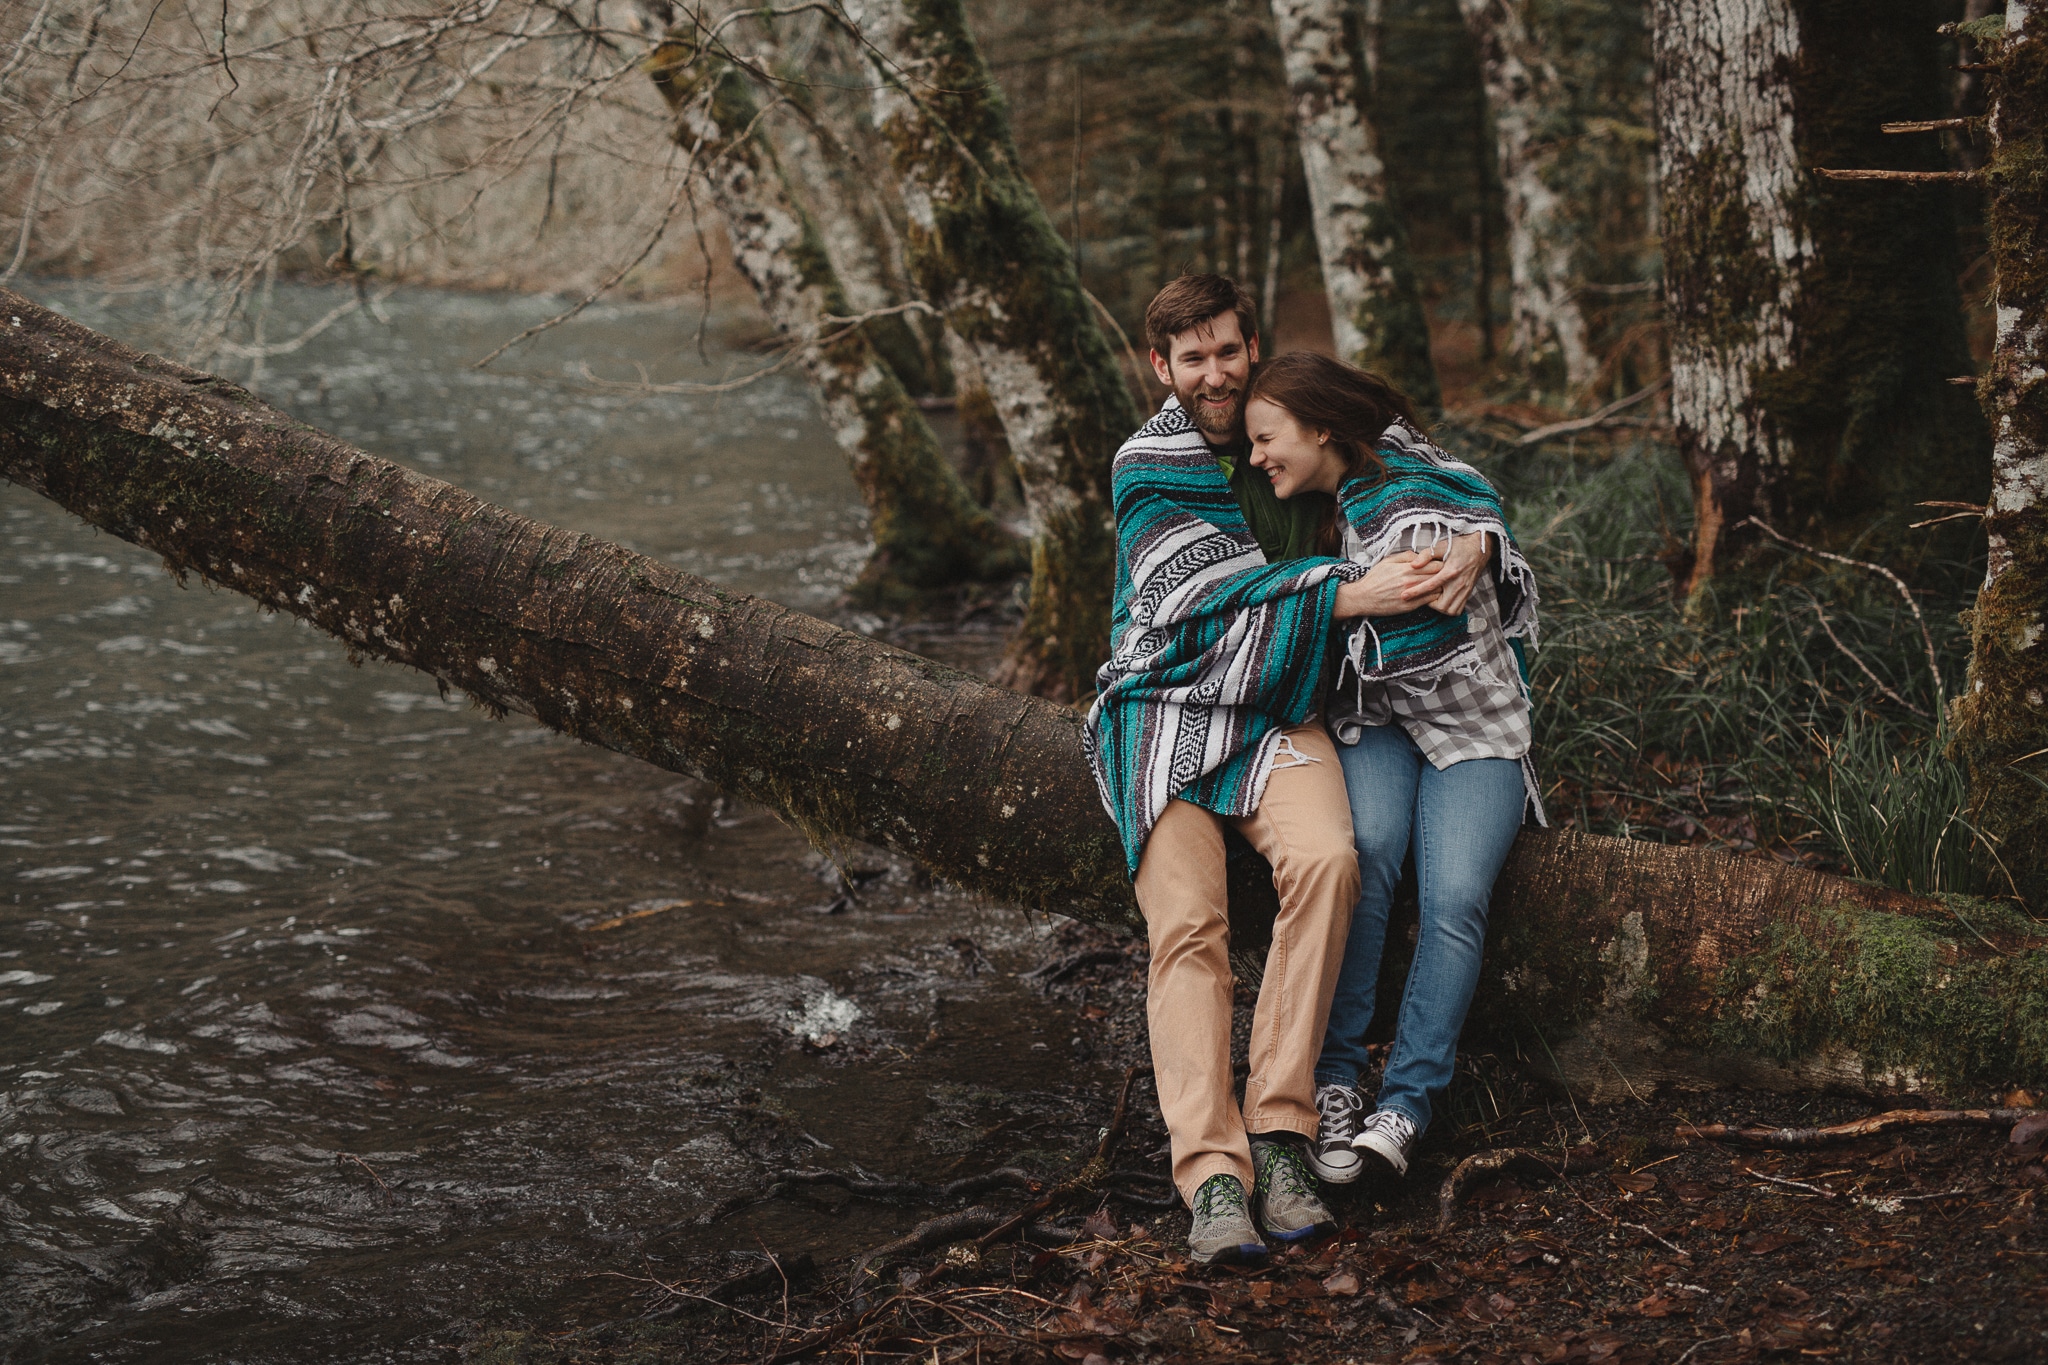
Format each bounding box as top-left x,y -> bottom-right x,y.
1084,274 -> 1485,1264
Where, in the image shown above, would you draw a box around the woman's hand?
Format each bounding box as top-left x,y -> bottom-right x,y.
1332,549 -> 1443,619
1408,531 -> 1492,614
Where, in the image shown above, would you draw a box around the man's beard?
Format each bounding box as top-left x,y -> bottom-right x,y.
1176,379 -> 1244,441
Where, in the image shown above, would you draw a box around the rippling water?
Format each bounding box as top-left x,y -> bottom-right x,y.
1,285 -> 1107,1360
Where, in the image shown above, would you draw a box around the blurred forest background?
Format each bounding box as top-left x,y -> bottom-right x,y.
0,0 -> 2035,904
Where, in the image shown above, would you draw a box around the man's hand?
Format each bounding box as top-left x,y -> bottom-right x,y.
1332,549 -> 1443,619
1409,531 -> 1491,614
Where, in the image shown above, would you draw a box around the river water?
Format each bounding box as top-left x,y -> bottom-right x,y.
1,285 -> 1114,1360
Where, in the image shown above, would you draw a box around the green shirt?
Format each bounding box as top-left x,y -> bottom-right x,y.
1213,438 -> 1327,564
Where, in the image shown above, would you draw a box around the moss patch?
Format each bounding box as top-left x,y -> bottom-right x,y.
1709,901 -> 2048,1093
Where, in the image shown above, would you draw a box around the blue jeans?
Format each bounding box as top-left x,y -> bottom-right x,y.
1314,723 -> 1525,1133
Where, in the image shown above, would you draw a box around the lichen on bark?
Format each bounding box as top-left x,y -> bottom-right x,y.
1269,0 -> 1442,411
646,33 -> 1020,606
845,0 -> 1140,701
1952,2 -> 2048,910
1655,0 -> 1990,591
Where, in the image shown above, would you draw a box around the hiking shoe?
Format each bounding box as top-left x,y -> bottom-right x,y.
1187,1174 -> 1268,1267
1249,1134 -> 1338,1243
1352,1108 -> 1420,1177
1309,1084 -> 1365,1184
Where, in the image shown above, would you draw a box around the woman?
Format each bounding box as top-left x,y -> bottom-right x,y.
1243,351 -> 1543,1186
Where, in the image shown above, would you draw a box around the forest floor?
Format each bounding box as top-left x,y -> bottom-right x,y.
465,920 -> 2046,1365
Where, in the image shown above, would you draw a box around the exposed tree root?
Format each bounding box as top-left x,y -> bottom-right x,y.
1437,1145 -> 1606,1230
1678,1107 -> 2040,1148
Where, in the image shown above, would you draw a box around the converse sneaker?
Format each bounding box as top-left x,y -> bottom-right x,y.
1186,1173 -> 1268,1267
1352,1107 -> 1420,1177
1308,1084 -> 1365,1184
1249,1134 -> 1338,1243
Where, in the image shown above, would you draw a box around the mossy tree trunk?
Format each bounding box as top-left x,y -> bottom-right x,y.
646,35 -> 1019,606
1268,0 -> 1442,410
7,287 -> 2046,1099
1454,0 -> 1599,391
747,21 -> 946,399
1656,0 -> 1990,593
1953,3 -> 2048,909
844,0 -> 1142,702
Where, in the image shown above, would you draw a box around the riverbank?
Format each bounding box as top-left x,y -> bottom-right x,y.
463,925 -> 2046,1364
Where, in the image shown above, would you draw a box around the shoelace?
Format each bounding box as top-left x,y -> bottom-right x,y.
1365,1109 -> 1418,1146
1194,1175 -> 1247,1219
1316,1086 -> 1363,1132
1259,1140 -> 1318,1197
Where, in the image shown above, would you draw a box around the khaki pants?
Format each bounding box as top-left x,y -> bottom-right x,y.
1133,723 -> 1358,1204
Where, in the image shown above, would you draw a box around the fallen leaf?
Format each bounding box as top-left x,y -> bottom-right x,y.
1668,1180 -> 1714,1202
1080,1209 -> 1119,1242
1584,1332 -> 1628,1362
1636,1292 -> 1694,1318
2011,1112 -> 2048,1151
2004,1089 -> 2038,1109
1741,1230 -> 1807,1255
1322,1270 -> 1360,1297
1611,1171 -> 1658,1194
1461,1292 -> 1502,1324
1052,1342 -> 1102,1361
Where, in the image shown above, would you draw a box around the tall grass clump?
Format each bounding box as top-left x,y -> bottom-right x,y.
1483,436 -> 1997,898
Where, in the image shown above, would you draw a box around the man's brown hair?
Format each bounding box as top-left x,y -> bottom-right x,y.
1144,273 -> 1259,357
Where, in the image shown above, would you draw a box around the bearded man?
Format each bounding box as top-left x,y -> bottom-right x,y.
1083,274 -> 1484,1263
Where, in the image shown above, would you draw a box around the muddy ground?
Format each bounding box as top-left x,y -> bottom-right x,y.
463,918 -> 2046,1365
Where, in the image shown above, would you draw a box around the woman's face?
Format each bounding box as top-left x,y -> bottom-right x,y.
1246,396 -> 1345,500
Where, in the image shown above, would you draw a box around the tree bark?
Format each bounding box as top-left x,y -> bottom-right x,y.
1454,0 -> 1598,390
747,20 -> 946,399
1268,0 -> 1442,410
843,0 -> 1143,703
1655,0 -> 1989,593
4,289 -> 2043,1099
1952,2 -> 2048,909
646,34 -> 1018,605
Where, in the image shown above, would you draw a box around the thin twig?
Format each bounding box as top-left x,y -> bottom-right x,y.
1515,375 -> 1670,446
1803,595 -> 1927,717
1621,1221 -> 1689,1258
1740,516 -> 1945,708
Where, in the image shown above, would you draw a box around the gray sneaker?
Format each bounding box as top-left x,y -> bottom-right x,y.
1249,1134 -> 1338,1243
1187,1173 -> 1268,1266
1309,1084 -> 1365,1184
1352,1107 -> 1420,1176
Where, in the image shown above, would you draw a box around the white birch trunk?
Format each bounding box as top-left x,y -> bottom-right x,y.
1652,0 -> 1811,592
1268,0 -> 1441,407
843,0 -> 1138,700
1456,0 -> 1597,389
649,42 -> 1016,594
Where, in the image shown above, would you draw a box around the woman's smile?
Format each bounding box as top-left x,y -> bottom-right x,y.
1246,395 -> 1347,499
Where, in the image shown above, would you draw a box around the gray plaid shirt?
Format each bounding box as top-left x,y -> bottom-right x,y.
1326,556 -> 1547,825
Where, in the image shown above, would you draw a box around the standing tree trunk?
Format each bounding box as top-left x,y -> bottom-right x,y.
6,288 -> 2045,1098
844,0 -> 1142,702
1655,0 -> 1989,593
647,36 -> 1021,605
1455,0 -> 1598,390
1953,3 -> 2048,909
749,21 -> 946,399
1268,0 -> 1441,410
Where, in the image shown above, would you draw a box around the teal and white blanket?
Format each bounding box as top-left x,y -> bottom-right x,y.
1336,419 -> 1538,693
1083,398 -> 1363,874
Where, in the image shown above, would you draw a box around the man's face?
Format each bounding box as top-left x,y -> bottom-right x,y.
1150,311 -> 1259,444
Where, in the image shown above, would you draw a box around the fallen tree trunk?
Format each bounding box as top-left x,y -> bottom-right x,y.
3,288 -> 2042,1100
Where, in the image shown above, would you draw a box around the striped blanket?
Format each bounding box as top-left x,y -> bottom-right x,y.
1337,419 -> 1538,694
1083,398 -> 1364,874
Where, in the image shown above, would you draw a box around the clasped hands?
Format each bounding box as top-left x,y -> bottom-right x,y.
1332,531 -> 1490,621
